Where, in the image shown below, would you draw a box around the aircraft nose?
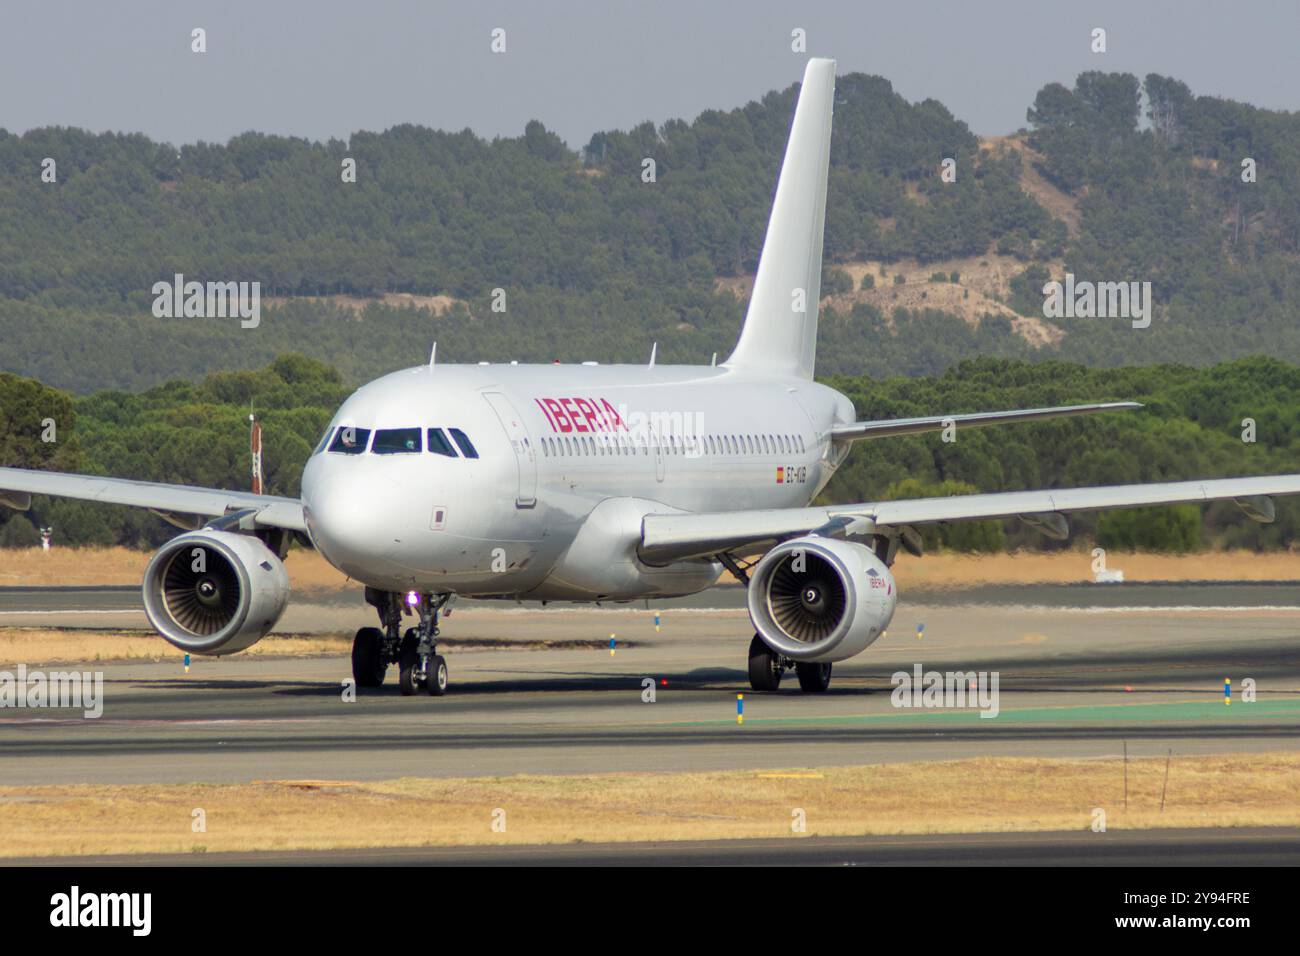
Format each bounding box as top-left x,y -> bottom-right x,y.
303,467 -> 403,574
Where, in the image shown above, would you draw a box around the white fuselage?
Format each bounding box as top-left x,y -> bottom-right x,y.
300,362 -> 855,601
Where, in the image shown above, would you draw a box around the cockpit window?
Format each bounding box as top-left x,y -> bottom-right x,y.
314,426 -> 335,455
328,426 -> 370,454
448,428 -> 479,459
427,428 -> 458,458
372,427 -> 422,455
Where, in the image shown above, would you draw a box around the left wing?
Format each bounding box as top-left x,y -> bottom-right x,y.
639,474 -> 1300,564
0,466 -> 306,532
830,401 -> 1140,442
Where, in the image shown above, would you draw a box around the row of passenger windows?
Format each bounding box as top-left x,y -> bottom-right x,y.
542,431 -> 806,459
319,426 -> 479,459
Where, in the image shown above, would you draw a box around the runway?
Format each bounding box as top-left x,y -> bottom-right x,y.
10,827 -> 1298,866
1,583 -> 1298,787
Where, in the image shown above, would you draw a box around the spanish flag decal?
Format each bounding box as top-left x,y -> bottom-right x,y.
776,467 -> 785,484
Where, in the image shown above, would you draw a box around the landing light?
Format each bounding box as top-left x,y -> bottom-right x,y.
405,590 -> 420,607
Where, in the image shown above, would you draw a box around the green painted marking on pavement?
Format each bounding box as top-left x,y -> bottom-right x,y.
672,697 -> 1300,728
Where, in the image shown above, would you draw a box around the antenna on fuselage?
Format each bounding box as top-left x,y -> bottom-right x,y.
648,342 -> 657,369
429,341 -> 437,368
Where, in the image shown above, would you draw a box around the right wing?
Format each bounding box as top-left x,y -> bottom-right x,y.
0,466 -> 306,532
639,474 -> 1300,564
829,401 -> 1141,442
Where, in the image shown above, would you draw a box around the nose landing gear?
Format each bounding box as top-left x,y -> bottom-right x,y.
354,588 -> 452,696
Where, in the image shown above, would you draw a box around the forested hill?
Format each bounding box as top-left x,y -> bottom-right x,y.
2,70 -> 1299,392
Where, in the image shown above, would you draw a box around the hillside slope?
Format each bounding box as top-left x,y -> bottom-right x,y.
1,71 -> 1298,391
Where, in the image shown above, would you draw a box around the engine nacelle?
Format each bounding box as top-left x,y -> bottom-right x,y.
142,530 -> 290,655
748,536 -> 897,663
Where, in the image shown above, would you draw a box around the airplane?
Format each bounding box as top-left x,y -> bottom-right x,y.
3,57 -> 1299,697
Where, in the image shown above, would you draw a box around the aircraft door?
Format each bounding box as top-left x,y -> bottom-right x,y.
483,391 -> 537,508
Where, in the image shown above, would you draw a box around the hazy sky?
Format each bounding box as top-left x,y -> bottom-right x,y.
3,0 -> 1298,148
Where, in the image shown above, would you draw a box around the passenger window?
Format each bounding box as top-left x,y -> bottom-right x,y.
372,428 -> 422,454
449,428 -> 479,459
329,427 -> 371,454
427,428 -> 458,458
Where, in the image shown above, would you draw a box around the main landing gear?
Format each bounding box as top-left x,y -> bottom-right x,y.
725,550 -> 834,694
746,634 -> 832,693
352,587 -> 450,696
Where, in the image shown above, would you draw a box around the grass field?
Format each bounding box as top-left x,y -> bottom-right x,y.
2,546 -> 1296,591
0,546 -> 351,591
0,627 -> 348,666
1,753 -> 1295,857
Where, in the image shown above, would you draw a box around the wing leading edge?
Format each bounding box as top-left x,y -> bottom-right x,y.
639,474 -> 1300,564
0,466 -> 306,533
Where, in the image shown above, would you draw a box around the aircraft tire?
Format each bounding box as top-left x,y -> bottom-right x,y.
747,634 -> 782,691
795,661 -> 832,693
351,627 -> 387,688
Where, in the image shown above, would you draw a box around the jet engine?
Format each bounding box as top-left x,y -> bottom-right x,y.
747,536 -> 897,663
142,530 -> 290,655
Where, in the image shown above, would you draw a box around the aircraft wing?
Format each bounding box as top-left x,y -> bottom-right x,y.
830,401 -> 1141,442
639,474 -> 1300,564
0,467 -> 306,533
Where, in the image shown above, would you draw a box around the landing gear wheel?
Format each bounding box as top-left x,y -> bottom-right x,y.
425,655 -> 448,696
398,641 -> 421,696
351,627 -> 386,688
796,661 -> 833,693
747,634 -> 782,692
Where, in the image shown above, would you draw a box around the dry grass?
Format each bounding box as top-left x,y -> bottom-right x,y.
0,546 -> 350,592
0,628 -> 347,666
1,753 -> 1296,857
719,549 -> 1299,588
6,547 -> 1297,593
890,550 -> 1300,589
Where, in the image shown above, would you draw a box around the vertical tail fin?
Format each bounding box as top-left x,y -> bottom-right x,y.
724,58 -> 835,380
